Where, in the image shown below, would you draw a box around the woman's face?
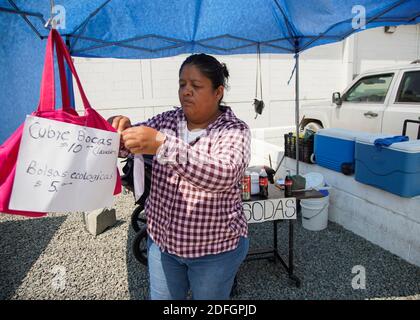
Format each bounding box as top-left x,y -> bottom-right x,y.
178,64 -> 223,124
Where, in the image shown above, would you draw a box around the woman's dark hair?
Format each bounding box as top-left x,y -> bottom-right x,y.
179,54 -> 229,103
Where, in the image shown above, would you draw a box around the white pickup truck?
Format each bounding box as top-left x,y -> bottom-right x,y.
300,62 -> 420,140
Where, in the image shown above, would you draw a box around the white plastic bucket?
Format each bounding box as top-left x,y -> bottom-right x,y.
301,194 -> 329,231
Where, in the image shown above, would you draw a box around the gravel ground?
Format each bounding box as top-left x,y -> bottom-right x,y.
1,191 -> 419,300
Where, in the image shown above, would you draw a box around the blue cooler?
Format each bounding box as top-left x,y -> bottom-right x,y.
314,128 -> 372,173
355,135 -> 420,197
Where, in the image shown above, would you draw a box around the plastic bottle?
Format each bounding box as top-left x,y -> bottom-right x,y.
259,169 -> 269,199
284,170 -> 293,197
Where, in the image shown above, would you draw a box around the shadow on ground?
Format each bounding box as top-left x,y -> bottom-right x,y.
0,216 -> 66,300
126,211 -> 149,300
234,215 -> 420,299
125,206 -> 420,300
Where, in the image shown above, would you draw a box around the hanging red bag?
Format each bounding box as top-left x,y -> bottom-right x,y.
0,29 -> 122,217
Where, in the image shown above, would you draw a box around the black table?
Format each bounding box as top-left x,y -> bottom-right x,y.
242,184 -> 324,288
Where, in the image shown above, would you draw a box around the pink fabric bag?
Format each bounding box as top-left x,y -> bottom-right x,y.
0,30 -> 121,217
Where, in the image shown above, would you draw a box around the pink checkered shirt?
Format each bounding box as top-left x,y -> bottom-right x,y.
137,106 -> 250,258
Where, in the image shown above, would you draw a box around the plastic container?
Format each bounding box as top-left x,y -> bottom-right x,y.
303,172 -> 324,189
284,132 -> 314,163
301,192 -> 329,231
314,128 -> 382,173
250,172 -> 260,195
355,135 -> 420,197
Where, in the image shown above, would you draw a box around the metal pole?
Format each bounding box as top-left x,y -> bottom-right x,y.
66,36 -> 75,109
295,53 -> 300,175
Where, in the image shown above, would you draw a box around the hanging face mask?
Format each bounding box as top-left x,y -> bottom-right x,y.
253,98 -> 265,118
254,44 -> 264,119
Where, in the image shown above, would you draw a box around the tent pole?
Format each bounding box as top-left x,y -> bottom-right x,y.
294,53 -> 300,175
65,36 -> 75,108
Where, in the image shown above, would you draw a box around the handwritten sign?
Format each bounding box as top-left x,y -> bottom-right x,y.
9,116 -> 119,212
243,197 -> 296,223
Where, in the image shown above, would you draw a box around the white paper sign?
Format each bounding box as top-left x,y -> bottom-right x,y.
10,115 -> 120,212
243,197 -> 296,223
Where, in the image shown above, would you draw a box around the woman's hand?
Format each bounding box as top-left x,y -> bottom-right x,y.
109,115 -> 132,133
121,126 -> 166,155
108,115 -> 132,157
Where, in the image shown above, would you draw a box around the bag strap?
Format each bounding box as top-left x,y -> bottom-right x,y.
56,39 -> 71,109
38,30 -> 91,112
54,31 -> 91,109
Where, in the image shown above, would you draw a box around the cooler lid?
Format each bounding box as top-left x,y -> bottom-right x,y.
356,133 -> 392,144
388,140 -> 420,153
316,128 -> 374,141
357,135 -> 420,152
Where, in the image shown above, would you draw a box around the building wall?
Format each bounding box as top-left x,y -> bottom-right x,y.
73,25 -> 420,147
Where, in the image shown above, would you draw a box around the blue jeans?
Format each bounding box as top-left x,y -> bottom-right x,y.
147,236 -> 249,300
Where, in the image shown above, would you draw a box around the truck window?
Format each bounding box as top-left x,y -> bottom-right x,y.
342,73 -> 394,103
396,71 -> 420,103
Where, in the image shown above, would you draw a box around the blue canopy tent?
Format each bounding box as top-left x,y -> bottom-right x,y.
1,0 -> 420,173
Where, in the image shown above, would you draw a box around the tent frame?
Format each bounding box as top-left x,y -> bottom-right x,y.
2,0 -> 416,174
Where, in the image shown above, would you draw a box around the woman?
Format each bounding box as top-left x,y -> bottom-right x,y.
112,54 -> 251,300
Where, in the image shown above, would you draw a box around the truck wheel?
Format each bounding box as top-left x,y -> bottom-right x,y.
303,121 -> 323,133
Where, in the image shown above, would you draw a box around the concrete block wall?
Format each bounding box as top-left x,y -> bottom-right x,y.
281,157 -> 420,267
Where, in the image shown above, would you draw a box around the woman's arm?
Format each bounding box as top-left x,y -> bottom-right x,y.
157,125 -> 251,192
